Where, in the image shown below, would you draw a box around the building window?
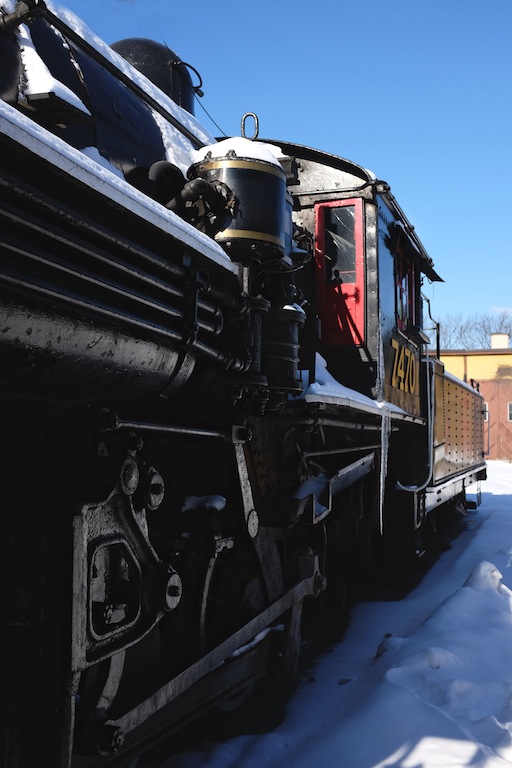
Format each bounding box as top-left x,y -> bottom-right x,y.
508,403 -> 512,422
484,402 -> 489,422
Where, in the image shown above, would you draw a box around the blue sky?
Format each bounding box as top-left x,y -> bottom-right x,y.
54,0 -> 511,321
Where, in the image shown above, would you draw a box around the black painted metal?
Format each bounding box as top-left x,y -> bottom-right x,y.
0,130 -> 248,398
189,156 -> 288,257
111,38 -> 196,115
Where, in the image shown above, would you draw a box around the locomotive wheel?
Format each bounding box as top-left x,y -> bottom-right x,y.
199,545 -> 268,710
200,546 -> 267,650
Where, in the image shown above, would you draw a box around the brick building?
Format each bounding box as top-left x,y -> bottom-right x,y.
439,333 -> 512,461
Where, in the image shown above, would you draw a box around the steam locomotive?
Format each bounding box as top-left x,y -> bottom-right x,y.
0,2 -> 486,765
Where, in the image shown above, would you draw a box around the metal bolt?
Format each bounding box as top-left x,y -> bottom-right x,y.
163,569 -> 182,611
247,508 -> 259,538
126,431 -> 144,452
121,458 -> 139,496
98,724 -> 125,755
314,572 -> 327,597
145,467 -> 165,510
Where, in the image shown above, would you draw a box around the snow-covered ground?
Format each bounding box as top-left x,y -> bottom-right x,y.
158,460 -> 512,768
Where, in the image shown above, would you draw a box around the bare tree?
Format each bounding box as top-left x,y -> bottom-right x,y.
435,311 -> 512,350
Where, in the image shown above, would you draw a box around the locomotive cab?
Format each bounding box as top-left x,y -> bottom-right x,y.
314,188 -> 437,418
267,140 -> 439,419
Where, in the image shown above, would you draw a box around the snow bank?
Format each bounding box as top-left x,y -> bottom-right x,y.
157,461 -> 512,768
383,558 -> 512,758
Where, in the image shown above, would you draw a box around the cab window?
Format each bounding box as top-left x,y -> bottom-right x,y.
324,206 -> 356,283
315,198 -> 365,345
396,249 -> 416,331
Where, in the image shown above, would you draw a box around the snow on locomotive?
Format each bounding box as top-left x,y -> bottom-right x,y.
0,2 -> 486,766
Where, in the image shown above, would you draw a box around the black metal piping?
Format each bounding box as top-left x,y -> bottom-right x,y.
167,178 -> 226,215
1,266 -> 250,373
284,416 -> 382,432
103,413 -> 250,443
1,219 -> 223,336
422,292 -> 441,359
111,420 -> 231,440
0,170 -> 243,318
1,269 -> 184,343
303,445 -> 382,459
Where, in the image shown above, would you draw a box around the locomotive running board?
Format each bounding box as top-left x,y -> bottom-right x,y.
101,562 -> 323,748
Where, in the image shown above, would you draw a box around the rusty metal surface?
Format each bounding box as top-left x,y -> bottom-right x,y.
433,369 -> 485,484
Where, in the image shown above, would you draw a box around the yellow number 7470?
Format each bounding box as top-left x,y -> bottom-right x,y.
391,338 -> 417,395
